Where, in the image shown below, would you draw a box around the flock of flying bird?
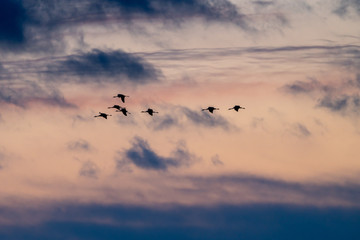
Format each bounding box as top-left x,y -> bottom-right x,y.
94,93 -> 245,119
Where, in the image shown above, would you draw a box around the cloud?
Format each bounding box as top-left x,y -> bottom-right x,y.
182,107 -> 234,131
147,114 -> 179,131
0,203 -> 360,239
67,139 -> 92,151
45,49 -> 161,84
186,174 -> 360,206
282,75 -> 360,116
0,0 -> 28,46
211,154 -> 224,166
282,78 -> 328,95
317,94 -> 360,114
252,1 -> 274,7
100,0 -> 249,27
334,0 -> 360,16
0,0 -> 252,52
117,137 -> 196,171
79,160 -> 99,179
146,106 -> 237,131
0,151 -> 4,169
294,123 -> 311,137
0,80 -> 74,108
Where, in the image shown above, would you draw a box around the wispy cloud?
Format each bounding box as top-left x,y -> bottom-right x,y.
290,123 -> 311,137
211,154 -> 224,166
182,107 -> 233,130
186,174 -> 360,206
282,75 -> 360,116
116,137 -> 196,171
0,80 -> 74,108
67,139 -> 92,152
282,78 -> 328,95
79,160 -> 100,179
148,106 -> 237,131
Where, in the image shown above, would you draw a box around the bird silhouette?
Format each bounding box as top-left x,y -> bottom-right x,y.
113,94 -> 129,103
108,105 -> 122,111
202,106 -> 219,113
141,108 -> 159,116
116,107 -> 131,116
229,105 -> 245,112
94,112 -> 112,119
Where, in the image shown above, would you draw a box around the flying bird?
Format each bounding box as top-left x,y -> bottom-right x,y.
141,108 -> 159,116
202,106 -> 219,113
113,94 -> 129,103
94,112 -> 112,119
117,107 -> 131,116
228,105 -> 245,112
108,105 -> 122,111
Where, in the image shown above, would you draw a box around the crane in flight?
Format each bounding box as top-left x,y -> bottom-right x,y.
94,112 -> 112,119
202,106 -> 219,113
117,107 -> 131,116
141,108 -> 159,116
113,94 -> 129,103
108,105 -> 122,111
228,105 -> 245,112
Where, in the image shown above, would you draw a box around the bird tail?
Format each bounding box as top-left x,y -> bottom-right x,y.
228,107 -> 233,110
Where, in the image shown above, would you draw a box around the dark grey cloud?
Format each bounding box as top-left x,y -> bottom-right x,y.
0,80 -> 74,108
0,0 -> 65,53
79,160 -> 99,179
0,0 -> 251,52
334,0 -> 360,16
45,49 -> 160,84
252,1 -> 274,7
0,0 -> 28,47
0,48 -> 160,87
67,139 -> 92,152
317,94 -> 360,114
117,137 -> 195,171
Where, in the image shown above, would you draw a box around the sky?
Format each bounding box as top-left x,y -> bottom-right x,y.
0,0 -> 360,239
